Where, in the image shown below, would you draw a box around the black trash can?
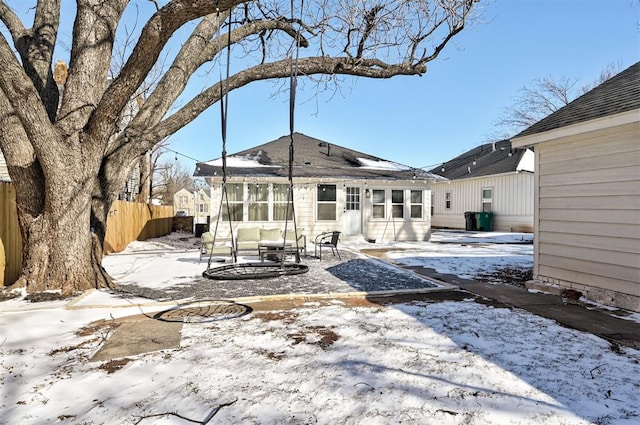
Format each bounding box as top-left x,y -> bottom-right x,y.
194,223 -> 209,237
464,211 -> 477,231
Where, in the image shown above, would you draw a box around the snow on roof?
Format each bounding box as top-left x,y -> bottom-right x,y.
205,153 -> 278,168
357,157 -> 410,171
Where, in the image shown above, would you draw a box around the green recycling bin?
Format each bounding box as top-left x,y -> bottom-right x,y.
476,212 -> 493,231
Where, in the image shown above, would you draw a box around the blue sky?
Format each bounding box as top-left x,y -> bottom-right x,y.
4,1 -> 638,171
168,0 -> 639,171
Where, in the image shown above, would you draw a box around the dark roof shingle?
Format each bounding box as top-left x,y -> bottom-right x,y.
515,62 -> 640,138
429,139 -> 529,180
195,132 -> 440,181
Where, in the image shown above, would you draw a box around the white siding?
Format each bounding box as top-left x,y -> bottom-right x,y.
430,173 -> 534,232
361,180 -> 431,242
206,177 -> 431,243
533,122 -> 640,311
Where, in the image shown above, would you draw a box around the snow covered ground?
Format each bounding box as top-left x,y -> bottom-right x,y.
360,231 -> 534,281
1,231 -> 639,425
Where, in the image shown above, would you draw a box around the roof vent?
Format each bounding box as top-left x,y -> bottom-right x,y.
318,142 -> 331,156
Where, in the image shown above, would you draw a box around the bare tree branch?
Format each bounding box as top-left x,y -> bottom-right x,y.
495,62 -> 623,135
149,54 -> 427,142
0,1 -> 27,43
86,0 -> 245,145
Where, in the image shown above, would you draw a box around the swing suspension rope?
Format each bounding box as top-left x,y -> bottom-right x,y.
209,2 -> 236,269
204,0 -> 308,279
283,0 -> 304,257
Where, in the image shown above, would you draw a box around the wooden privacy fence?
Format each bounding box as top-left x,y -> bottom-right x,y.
104,200 -> 174,254
1,182 -> 22,288
0,187 -> 173,286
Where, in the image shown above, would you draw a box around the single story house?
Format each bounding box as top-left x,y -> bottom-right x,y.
429,139 -> 535,232
194,133 -> 442,243
511,62 -> 640,312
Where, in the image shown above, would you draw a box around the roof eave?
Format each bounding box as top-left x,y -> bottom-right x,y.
511,108 -> 640,148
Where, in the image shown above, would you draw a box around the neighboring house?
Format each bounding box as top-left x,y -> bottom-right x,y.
173,188 -> 211,225
429,140 -> 535,232
194,133 -> 441,242
511,62 -> 640,312
173,188 -> 194,216
193,188 -> 211,225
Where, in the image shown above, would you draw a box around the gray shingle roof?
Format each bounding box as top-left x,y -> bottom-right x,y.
515,62 -> 640,138
428,139 -> 529,180
195,132 -> 441,181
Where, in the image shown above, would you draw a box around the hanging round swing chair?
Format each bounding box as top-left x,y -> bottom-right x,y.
202,1 -> 309,281
203,262 -> 309,280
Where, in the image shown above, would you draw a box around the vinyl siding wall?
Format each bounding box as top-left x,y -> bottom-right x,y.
431,173 -> 534,232
533,122 -> 640,311
206,177 -> 431,244
361,180 -> 431,242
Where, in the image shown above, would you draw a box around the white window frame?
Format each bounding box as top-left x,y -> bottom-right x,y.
445,191 -> 452,209
410,190 -> 423,219
391,190 -> 404,218
371,189 -> 425,221
430,192 -> 435,216
371,189 -> 386,219
316,184 -> 337,221
247,183 -> 269,221
482,187 -> 493,212
345,187 -> 361,211
272,183 -> 293,221
223,183 -> 244,221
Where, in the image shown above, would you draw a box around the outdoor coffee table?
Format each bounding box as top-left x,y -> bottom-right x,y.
258,242 -> 293,263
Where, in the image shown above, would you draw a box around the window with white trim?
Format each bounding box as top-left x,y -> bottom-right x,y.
317,184 -> 337,220
346,187 -> 361,211
273,183 -> 293,221
372,190 -> 385,219
482,188 -> 493,212
410,190 -> 423,219
392,190 -> 404,218
223,183 -> 244,221
430,192 -> 435,216
445,191 -> 451,209
248,183 -> 269,221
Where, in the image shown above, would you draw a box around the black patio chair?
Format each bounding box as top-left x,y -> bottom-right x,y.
314,231 -> 341,260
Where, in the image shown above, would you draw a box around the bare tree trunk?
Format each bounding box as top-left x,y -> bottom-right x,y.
11,202 -> 114,294
8,159 -> 115,294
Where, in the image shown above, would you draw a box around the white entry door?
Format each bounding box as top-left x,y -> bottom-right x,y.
343,186 -> 362,235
